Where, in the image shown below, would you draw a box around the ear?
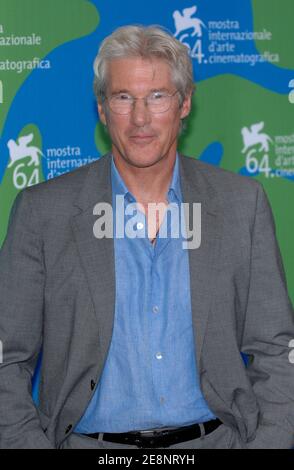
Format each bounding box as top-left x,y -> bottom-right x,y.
180,91 -> 192,119
98,101 -> 107,126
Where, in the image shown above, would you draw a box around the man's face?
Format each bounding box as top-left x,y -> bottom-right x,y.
98,57 -> 191,168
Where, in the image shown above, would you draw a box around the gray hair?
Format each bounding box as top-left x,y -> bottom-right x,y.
93,25 -> 194,107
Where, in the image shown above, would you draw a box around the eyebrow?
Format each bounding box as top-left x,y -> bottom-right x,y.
110,89 -> 130,94
110,87 -> 171,95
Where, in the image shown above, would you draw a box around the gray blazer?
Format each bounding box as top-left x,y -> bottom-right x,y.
0,154 -> 293,449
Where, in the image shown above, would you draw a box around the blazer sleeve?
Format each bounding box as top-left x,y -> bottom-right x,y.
0,189 -> 55,448
241,182 -> 294,449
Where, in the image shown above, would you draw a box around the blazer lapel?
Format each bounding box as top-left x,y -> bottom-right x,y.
71,154 -> 115,361
179,155 -> 223,372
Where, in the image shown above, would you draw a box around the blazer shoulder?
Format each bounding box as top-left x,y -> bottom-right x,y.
12,154 -> 111,220
25,154 -> 109,196
180,154 -> 262,192
179,154 -> 265,217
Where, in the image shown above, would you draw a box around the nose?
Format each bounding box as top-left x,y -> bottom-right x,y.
130,97 -> 152,127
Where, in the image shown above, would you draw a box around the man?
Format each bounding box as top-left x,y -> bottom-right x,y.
0,25 -> 293,450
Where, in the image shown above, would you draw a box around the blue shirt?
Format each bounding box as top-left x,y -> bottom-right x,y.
75,154 -> 216,433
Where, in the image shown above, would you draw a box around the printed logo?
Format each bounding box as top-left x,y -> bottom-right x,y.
173,6 -> 206,39
7,132 -> 42,168
240,121 -> 294,180
7,132 -> 42,189
241,121 -> 272,177
173,4 -> 279,66
173,5 -> 205,62
241,122 -> 272,154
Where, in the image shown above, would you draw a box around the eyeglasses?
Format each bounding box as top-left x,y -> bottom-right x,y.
105,90 -> 179,115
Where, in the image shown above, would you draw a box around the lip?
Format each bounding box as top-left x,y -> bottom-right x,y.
130,134 -> 155,138
129,135 -> 155,143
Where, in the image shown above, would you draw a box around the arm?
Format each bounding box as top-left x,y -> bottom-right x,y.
241,183 -> 294,449
0,189 -> 55,448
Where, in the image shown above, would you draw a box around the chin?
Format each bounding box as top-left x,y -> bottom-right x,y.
124,147 -> 167,168
127,155 -> 163,168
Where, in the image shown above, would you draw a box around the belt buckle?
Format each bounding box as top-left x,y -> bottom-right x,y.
135,430 -> 175,449
136,435 -> 171,449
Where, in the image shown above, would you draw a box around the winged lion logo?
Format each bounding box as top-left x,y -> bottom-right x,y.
7,133 -> 43,167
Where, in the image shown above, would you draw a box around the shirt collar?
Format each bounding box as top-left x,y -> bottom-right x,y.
111,155 -> 130,198
168,153 -> 182,202
111,153 -> 182,203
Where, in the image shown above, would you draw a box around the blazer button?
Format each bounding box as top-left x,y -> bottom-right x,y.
91,380 -> 96,391
65,424 -> 72,434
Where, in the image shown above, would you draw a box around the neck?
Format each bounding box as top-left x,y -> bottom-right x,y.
113,153 -> 177,204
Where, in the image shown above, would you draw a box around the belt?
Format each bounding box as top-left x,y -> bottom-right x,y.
81,418 -> 222,448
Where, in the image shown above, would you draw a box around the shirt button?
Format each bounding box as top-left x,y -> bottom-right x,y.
156,352 -> 163,360
136,222 -> 144,230
160,397 -> 165,404
152,305 -> 159,314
